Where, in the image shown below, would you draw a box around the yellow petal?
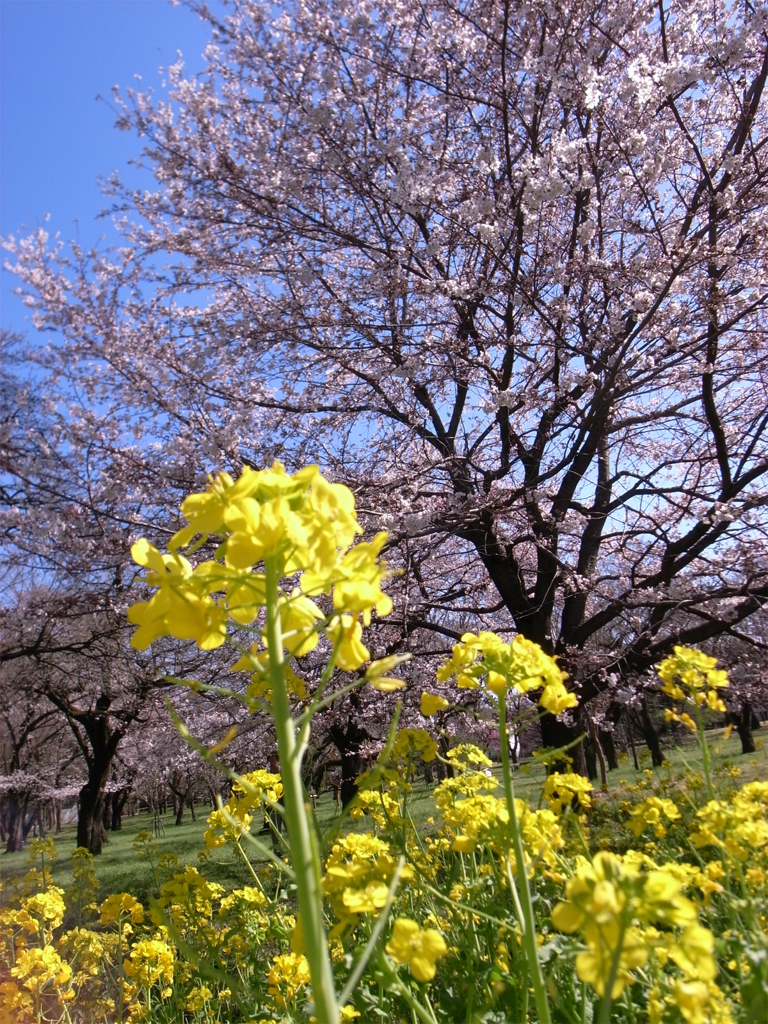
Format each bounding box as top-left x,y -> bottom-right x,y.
370,677 -> 406,692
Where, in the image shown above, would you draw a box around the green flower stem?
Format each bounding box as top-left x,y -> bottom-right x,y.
597,920 -> 626,1024
338,857 -> 404,1006
265,556 -> 339,1024
692,698 -> 716,801
498,694 -> 552,1024
377,954 -> 439,1024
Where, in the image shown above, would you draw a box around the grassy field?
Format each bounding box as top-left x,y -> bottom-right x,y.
1,727 -> 766,905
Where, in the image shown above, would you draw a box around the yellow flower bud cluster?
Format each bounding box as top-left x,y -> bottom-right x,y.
389,728 -> 439,764
420,691 -> 449,716
10,945 -> 73,996
266,951 -> 310,1008
542,772 -> 594,815
690,782 -> 768,861
552,852 -> 714,1002
99,892 -> 145,927
322,834 -> 413,935
128,462 -> 393,671
186,985 -> 214,1013
385,918 -> 448,982
156,867 -> 225,933
123,938 -> 175,990
349,785 -> 403,827
434,762 -> 564,873
658,646 -> 729,713
203,770 -> 283,849
437,631 -> 577,715
13,887 -> 66,940
627,796 -> 682,839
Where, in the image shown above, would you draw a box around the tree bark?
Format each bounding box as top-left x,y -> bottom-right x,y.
640,701 -> 664,767
734,700 -> 757,754
598,728 -> 619,771
329,717 -> 370,808
593,730 -> 608,790
626,717 -> 640,770
584,739 -> 598,781
539,712 -> 586,776
76,744 -> 113,854
45,693 -> 124,855
110,791 -> 127,831
77,782 -> 107,853
5,797 -> 25,853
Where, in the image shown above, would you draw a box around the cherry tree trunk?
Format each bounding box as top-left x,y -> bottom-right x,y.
584,740 -> 598,781
110,791 -> 128,831
598,729 -> 620,771
539,712 -> 587,776
734,701 -> 757,755
640,702 -> 664,767
5,798 -> 25,853
77,755 -> 113,854
329,718 -> 369,808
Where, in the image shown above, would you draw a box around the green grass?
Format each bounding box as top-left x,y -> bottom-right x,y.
0,790 -> 354,905
2,728 -> 766,905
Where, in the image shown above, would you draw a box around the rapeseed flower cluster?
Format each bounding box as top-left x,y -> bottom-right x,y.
551,852 -> 703,996
203,769 -> 283,849
437,631 -> 577,714
127,462 -> 393,667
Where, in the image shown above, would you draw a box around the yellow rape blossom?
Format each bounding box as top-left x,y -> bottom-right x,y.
385,918 -> 448,982
552,852 -> 706,999
124,939 -> 175,990
128,462 -> 393,655
437,631 -> 576,715
11,946 -> 72,995
627,796 -> 681,838
365,654 -> 410,692
322,833 -> 411,930
670,979 -> 711,1024
543,772 -> 593,814
99,892 -> 145,926
658,646 -> 729,718
390,728 -> 438,764
420,692 -> 449,716
0,981 -> 32,1021
266,952 -> 310,1008
15,887 -> 65,938
186,985 -> 214,1012
326,613 -> 370,670
690,786 -> 768,860
204,770 -> 283,849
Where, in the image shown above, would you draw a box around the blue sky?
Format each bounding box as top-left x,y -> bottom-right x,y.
1,0 -> 214,333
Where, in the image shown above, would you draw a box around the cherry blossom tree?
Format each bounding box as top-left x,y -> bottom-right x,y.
5,0 -> 768,771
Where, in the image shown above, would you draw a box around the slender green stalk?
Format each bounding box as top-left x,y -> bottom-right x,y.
378,954 -> 439,1024
597,922 -> 626,1024
498,694 -> 552,1024
692,699 -> 716,801
264,556 -> 339,1024
338,858 -> 404,1006
116,913 -> 125,1024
